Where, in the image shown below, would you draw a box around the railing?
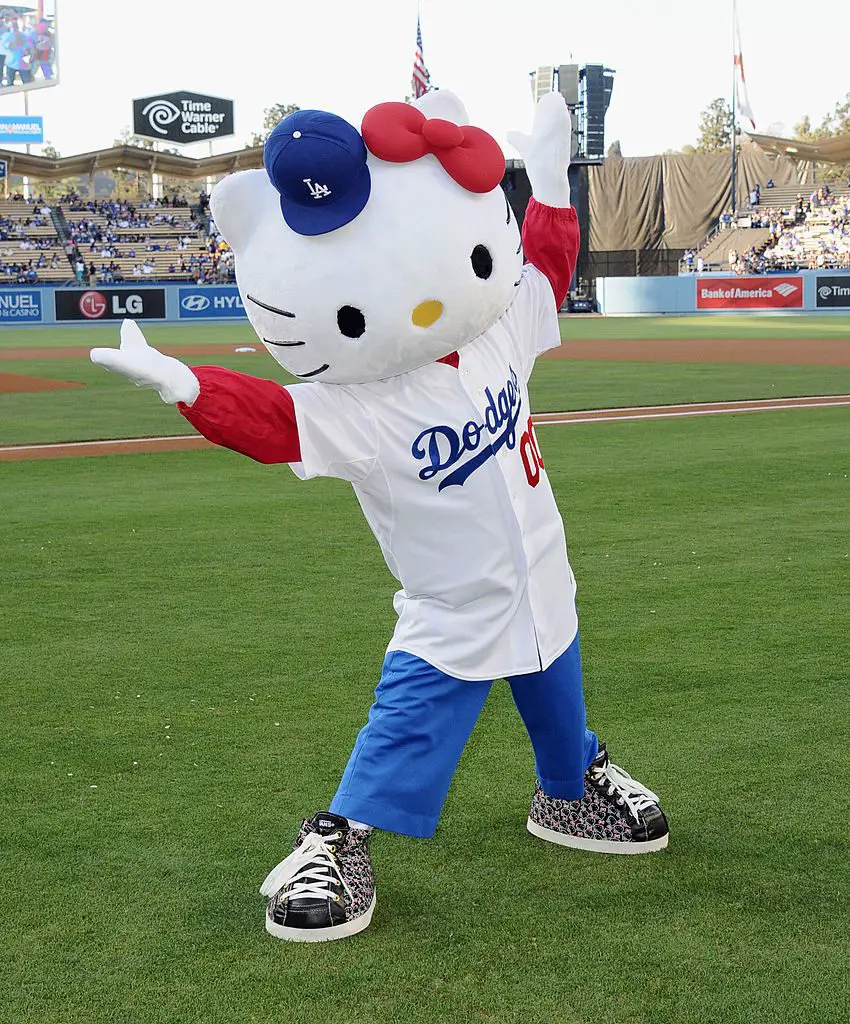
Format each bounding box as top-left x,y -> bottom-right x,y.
48,205 -> 72,245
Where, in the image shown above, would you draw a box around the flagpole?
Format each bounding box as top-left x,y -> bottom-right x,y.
730,0 -> 738,220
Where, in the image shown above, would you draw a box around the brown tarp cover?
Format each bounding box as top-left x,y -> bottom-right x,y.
588,146 -> 802,251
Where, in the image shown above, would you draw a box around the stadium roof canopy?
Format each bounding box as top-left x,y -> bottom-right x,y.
747,131 -> 850,164
0,144 -> 265,180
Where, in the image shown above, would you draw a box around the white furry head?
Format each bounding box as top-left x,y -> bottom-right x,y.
210,92 -> 521,385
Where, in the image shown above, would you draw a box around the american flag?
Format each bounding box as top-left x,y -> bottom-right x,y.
411,16 -> 430,99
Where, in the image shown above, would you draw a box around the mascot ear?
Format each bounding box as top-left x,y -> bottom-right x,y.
411,88 -> 469,126
209,169 -> 274,251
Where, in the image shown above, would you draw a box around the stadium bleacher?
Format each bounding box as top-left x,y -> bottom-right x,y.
0,193 -> 232,285
0,197 -> 70,283
683,184 -> 850,274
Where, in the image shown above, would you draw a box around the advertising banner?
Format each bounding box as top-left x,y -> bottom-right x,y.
696,276 -> 804,310
55,288 -> 166,321
0,116 -> 44,145
0,288 -> 42,322
815,276 -> 850,308
177,286 -> 245,319
132,92 -> 234,144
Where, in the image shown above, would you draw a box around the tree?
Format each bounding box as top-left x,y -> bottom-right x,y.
694,98 -> 734,153
248,103 -> 301,147
113,126 -> 155,150
793,92 -> 850,183
34,142 -> 82,201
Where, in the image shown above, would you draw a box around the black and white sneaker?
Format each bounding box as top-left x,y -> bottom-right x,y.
260,811 -> 376,942
527,745 -> 669,854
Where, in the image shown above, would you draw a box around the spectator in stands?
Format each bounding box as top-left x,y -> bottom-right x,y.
1,24 -> 33,86
74,259 -> 84,284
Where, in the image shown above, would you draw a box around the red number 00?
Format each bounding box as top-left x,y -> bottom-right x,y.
519,416 -> 544,487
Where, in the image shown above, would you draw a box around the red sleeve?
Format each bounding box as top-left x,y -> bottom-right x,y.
177,366 -> 301,464
521,198 -> 580,309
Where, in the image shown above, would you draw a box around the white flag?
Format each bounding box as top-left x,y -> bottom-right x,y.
734,5 -> 756,130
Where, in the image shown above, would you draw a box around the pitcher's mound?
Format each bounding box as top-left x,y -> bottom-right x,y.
0,373 -> 85,394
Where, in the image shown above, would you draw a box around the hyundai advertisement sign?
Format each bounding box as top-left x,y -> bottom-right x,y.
178,287 -> 245,319
0,289 -> 43,322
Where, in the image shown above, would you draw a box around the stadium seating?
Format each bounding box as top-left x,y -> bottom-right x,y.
0,198 -> 71,283
684,185 -> 850,273
63,198 -> 222,283
759,187 -> 850,271
0,193 -> 229,285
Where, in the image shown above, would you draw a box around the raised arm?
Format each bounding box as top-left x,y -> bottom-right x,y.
521,200 -> 579,309
508,92 -> 580,307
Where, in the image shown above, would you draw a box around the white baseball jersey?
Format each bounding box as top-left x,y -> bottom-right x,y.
286,264 -> 577,681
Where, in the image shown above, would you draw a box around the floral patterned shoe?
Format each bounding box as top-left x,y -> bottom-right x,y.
527,745 -> 669,854
260,811 -> 375,941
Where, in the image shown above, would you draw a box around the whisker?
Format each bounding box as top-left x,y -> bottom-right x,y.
247,294 -> 296,318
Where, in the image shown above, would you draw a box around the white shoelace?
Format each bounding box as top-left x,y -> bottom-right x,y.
259,830 -> 351,905
590,759 -> 660,822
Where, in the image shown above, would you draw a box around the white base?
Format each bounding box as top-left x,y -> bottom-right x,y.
527,818 -> 669,855
265,892 -> 376,942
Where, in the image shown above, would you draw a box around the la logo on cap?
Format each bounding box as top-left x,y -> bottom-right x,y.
303,178 -> 332,200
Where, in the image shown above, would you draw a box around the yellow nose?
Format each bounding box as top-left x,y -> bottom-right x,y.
411,300 -> 444,328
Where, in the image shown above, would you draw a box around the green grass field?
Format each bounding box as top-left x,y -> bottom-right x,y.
2,317 -> 850,446
2,317 -> 848,1023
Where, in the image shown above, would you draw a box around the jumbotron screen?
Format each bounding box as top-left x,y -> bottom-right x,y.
0,1 -> 58,95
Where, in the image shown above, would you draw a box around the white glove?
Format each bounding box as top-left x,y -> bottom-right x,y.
90,319 -> 200,406
507,92 -> 573,208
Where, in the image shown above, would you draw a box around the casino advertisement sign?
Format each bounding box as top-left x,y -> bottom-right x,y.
55,288 -> 166,321
132,91 -> 234,144
696,276 -> 803,310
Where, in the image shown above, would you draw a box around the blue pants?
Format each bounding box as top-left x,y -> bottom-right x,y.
330,636 -> 598,838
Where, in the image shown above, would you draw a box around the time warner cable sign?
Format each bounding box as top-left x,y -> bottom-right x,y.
133,91 -> 234,144
178,287 -> 246,319
816,276 -> 850,308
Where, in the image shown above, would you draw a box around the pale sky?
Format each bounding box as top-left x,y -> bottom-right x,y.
4,0 -> 850,161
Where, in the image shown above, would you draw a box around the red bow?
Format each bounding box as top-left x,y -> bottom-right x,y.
361,102 -> 505,194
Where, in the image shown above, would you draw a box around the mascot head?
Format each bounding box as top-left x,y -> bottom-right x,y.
209,91 -> 522,385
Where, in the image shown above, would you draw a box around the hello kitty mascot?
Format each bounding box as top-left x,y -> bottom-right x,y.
91,89 -> 668,943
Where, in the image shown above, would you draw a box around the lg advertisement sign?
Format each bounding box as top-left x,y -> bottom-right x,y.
696,277 -> 803,310
815,277 -> 850,308
55,289 -> 166,321
132,91 -> 234,144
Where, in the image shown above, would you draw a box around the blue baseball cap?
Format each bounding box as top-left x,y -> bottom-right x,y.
263,110 -> 372,236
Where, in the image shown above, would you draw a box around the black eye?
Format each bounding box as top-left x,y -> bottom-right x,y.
471,244 -> 493,280
337,305 -> 365,338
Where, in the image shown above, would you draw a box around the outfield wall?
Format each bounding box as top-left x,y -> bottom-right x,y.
3,274 -> 850,325
0,285 -> 246,326
597,270 -> 850,315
